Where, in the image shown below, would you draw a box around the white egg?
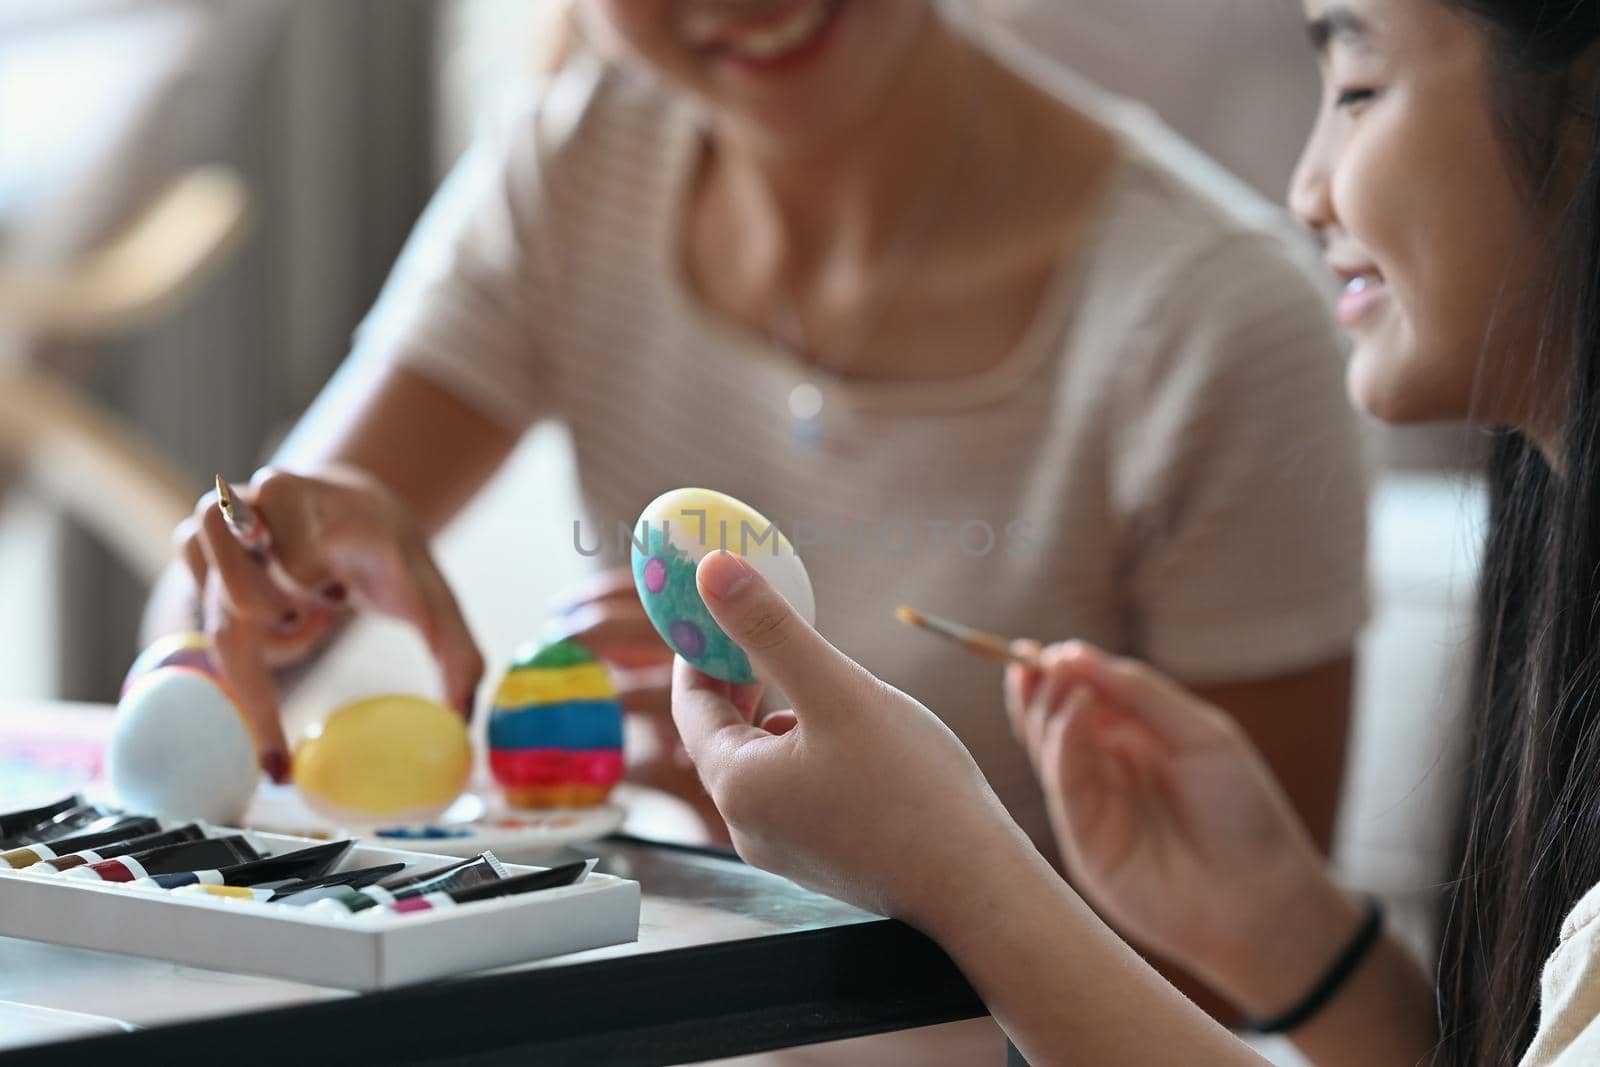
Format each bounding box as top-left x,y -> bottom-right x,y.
108,668 -> 259,824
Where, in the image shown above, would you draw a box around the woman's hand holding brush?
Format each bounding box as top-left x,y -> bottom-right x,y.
175,465 -> 483,781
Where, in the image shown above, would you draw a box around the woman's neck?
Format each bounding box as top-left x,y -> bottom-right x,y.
702,13 -> 983,266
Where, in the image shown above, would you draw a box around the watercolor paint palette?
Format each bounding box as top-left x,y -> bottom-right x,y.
0,829 -> 641,991
245,785 -> 627,860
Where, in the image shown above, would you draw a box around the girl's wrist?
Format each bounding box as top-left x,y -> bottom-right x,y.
1205,869 -> 1365,1020
907,820 -> 1066,961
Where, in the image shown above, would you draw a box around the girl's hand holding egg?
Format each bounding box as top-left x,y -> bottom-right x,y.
670,550 -> 1028,932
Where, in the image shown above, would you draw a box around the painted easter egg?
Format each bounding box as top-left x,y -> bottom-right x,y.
488,639 -> 623,809
631,488 -> 815,684
109,668 -> 258,823
121,632 -> 220,698
293,695 -> 471,824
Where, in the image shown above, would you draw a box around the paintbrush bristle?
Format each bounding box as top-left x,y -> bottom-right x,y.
214,474 -> 235,521
894,605 -> 925,628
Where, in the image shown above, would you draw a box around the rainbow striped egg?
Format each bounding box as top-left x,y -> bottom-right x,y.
488,639 -> 624,809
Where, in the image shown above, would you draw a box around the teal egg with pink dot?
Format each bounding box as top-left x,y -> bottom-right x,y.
631,488 -> 816,685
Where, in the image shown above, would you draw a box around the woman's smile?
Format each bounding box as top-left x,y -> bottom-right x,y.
682,0 -> 845,72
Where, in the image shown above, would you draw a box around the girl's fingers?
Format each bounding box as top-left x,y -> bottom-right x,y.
670,658 -> 768,787
1046,689 -> 1147,883
1004,661 -> 1038,744
695,551 -> 872,717
1023,647 -> 1077,770
1010,637 -> 1043,668
1042,687 -> 1105,810
761,710 -> 799,735
1052,643 -> 1228,748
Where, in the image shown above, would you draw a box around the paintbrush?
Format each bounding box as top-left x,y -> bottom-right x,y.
894,606 -> 1040,668
215,474 -> 274,556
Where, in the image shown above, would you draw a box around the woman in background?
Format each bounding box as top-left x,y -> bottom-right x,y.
151,0 -> 1362,905
667,0 -> 1600,1063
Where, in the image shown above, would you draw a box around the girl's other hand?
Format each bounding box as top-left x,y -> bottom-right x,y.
671,551 -> 1032,927
175,465 -> 483,782
1004,643 -> 1359,1010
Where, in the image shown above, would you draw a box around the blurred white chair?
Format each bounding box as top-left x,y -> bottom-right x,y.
0,167 -> 251,585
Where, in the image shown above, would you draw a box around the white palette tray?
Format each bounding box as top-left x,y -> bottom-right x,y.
0,831 -> 640,991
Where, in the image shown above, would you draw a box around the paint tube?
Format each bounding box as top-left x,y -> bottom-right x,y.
381,855 -> 482,891
61,835 -> 258,884
135,840 -> 353,891
265,862 -> 406,903
305,852 -> 507,916
0,817 -> 160,870
0,795 -> 84,839
0,806 -> 120,851
371,859 -> 596,918
171,884 -> 277,903
24,825 -> 205,874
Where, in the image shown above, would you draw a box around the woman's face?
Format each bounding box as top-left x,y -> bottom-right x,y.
1290,0 -> 1552,426
583,0 -> 932,149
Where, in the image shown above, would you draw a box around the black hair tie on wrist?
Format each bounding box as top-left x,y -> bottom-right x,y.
1241,896 -> 1386,1035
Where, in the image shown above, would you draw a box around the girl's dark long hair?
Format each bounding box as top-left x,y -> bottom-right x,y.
1437,4 -> 1600,1063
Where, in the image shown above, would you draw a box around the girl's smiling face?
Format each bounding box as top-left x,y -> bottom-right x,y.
1290,0 -> 1558,430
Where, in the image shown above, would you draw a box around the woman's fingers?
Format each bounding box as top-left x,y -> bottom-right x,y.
695,551 -> 869,716
550,568 -> 644,614
196,502 -> 299,630
204,574 -> 290,781
610,663 -> 674,718
396,543 -> 485,718
555,600 -> 671,669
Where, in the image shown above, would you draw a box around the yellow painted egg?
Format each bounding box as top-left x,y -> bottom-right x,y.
293,695 -> 471,824
632,488 -> 815,684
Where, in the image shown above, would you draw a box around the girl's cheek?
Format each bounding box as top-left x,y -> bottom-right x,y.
1329,113 -> 1408,272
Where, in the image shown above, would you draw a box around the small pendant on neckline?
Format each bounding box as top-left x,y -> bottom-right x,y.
788,382 -> 825,448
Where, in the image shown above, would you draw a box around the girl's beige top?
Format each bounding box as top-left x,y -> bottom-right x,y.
343,52 -> 1369,851
1522,883 -> 1600,1065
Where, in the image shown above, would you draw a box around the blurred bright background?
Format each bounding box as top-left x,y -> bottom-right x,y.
0,0 -> 1475,701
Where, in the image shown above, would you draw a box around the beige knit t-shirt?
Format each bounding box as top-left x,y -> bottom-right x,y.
1521,883 -> 1600,1065
348,54 -> 1369,850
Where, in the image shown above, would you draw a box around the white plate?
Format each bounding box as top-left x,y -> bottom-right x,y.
244,785 -> 625,861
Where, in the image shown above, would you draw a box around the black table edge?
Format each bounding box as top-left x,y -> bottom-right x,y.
2,840 -> 986,1066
